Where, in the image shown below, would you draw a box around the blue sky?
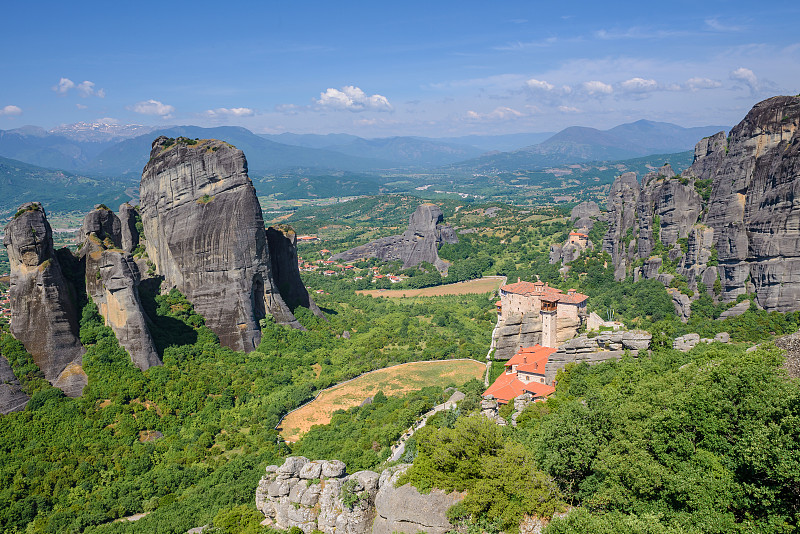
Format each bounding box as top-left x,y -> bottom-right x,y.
1,1 -> 798,137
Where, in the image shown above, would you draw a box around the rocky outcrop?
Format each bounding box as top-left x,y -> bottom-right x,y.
331,204 -> 458,272
255,457 -> 462,534
266,226 -> 324,323
0,355 -> 28,414
139,137 -> 298,352
373,465 -> 463,534
673,332 -> 730,352
493,312 -> 581,360
699,96 -> 800,309
602,172 -> 640,280
571,201 -> 601,231
603,96 -> 800,313
3,203 -> 86,396
118,202 -> 140,254
544,330 -> 650,384
79,205 -> 161,371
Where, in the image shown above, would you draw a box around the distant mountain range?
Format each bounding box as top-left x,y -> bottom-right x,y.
456,120 -> 729,171
0,119 -> 729,177
0,155 -> 135,219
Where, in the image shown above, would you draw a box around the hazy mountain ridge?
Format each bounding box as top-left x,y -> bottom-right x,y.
456,120 -> 729,171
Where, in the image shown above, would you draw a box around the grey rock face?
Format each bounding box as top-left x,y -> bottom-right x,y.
544,330 -> 650,384
331,204 -> 458,272
0,355 -> 29,414
695,96 -> 800,309
80,206 -> 161,371
118,202 -> 140,254
717,300 -> 751,320
668,289 -> 693,323
3,203 -> 86,396
257,457 -> 458,534
373,465 -> 463,534
266,226 -> 325,324
140,137 -> 297,352
571,201 -> 600,222
602,172 -> 640,280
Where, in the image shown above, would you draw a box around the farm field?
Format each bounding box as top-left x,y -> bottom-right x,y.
278,359 -> 485,442
357,276 -> 505,298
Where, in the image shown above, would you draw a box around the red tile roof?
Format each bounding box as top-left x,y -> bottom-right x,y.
505,344 -> 555,368
483,372 -> 555,404
500,280 -> 588,305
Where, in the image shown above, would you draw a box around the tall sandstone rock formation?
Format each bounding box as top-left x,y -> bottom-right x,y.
331,203 -> 458,272
602,95 -> 800,313
3,203 -> 87,396
140,137 -> 298,352
78,205 -> 161,371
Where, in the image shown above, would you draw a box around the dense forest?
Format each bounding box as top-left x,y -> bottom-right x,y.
2,194 -> 799,533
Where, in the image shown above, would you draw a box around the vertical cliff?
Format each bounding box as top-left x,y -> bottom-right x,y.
3,203 -> 86,396
139,136 -> 297,352
79,205 -> 161,371
602,95 -> 800,314
266,225 -> 325,322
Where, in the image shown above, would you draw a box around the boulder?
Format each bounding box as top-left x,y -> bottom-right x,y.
118,202 -> 140,254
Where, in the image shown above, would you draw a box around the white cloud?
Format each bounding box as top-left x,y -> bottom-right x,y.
685,77 -> 722,91
620,77 -> 658,93
582,80 -> 613,95
54,78 -> 75,93
0,105 -> 23,116
525,78 -> 555,92
558,105 -> 581,113
730,67 -> 759,94
316,86 -> 392,112
206,107 -> 254,118
465,106 -> 525,121
76,103 -> 88,109
53,77 -> 105,97
130,99 -> 175,117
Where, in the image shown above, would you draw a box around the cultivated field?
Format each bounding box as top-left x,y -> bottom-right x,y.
278,359 -> 485,441
358,276 -> 505,298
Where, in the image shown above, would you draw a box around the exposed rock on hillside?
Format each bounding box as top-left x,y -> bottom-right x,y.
139,137 -> 297,352
570,200 -> 601,231
79,205 -> 161,371
602,96 -> 800,314
331,203 -> 458,272
602,172 -> 640,279
493,312 -> 581,360
266,226 -> 324,322
0,355 -> 29,414
118,202 -> 140,254
3,203 -> 86,396
544,330 -> 651,384
255,457 -> 461,534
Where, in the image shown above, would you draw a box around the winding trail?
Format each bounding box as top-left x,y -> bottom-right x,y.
385,390 -> 466,463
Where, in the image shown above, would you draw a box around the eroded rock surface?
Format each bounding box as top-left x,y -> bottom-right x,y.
544,330 -> 650,384
331,204 -> 458,272
3,203 -> 86,396
79,205 -> 161,371
256,457 -> 461,534
140,137 -> 297,352
266,226 -> 325,324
